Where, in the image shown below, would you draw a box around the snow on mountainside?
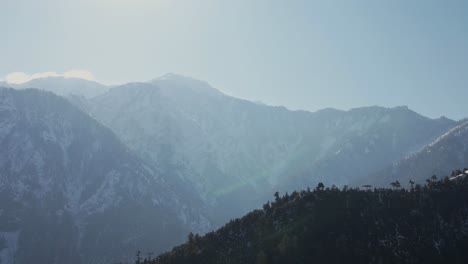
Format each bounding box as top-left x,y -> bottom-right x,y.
298,106 -> 457,187
6,77 -> 109,99
1,74 -> 461,262
85,74 -> 457,225
369,120 -> 468,186
0,88 -> 209,264
3,73 -> 456,226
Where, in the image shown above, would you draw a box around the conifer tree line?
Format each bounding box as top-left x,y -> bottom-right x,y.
126,169 -> 468,264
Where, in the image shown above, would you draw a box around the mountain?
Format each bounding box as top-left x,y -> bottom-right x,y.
0,74 -> 463,263
0,88 -> 209,264
7,77 -> 109,99
368,120 -> 468,187
84,74 -> 457,225
273,106 -> 456,189
151,174 -> 468,264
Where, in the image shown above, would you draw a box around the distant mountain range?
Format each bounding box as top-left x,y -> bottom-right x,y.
0,75 -> 466,263
2,77 -> 109,98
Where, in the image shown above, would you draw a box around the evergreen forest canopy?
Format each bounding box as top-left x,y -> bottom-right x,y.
132,169 -> 468,264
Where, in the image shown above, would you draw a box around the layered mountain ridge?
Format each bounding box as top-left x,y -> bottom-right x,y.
81,74 -> 457,224
0,74 -> 465,263
369,120 -> 468,186
0,88 -> 209,264
3,77 -> 109,99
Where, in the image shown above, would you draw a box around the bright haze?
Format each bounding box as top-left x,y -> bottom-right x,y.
1,0 -> 468,119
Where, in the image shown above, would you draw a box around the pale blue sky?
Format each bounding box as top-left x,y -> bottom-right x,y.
1,0 -> 467,119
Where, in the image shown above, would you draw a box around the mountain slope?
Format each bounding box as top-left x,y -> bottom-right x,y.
85,74 -> 456,224
369,121 -> 468,186
152,174 -> 468,264
275,106 -> 456,189
6,77 -> 109,99
0,88 -> 209,264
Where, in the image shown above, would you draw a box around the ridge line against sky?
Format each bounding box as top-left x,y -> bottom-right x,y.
2,70 -> 96,84
0,70 -> 460,122
1,0 -> 467,119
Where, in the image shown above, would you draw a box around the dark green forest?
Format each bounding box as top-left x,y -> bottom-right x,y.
133,170 -> 468,264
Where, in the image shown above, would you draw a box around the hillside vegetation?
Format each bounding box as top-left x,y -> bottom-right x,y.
141,170 -> 468,264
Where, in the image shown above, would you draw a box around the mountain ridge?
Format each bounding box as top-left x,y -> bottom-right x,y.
83,78 -> 457,225
0,87 -> 210,264
4,77 -> 109,99
368,120 -> 468,186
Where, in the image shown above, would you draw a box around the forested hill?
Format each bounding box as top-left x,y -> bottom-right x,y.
143,170 -> 468,264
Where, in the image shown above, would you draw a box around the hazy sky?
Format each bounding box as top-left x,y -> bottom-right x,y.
1,0 -> 468,119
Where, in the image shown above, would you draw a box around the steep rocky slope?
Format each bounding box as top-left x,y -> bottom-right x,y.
369,121 -> 468,187
86,74 -> 456,224
0,88 -> 209,264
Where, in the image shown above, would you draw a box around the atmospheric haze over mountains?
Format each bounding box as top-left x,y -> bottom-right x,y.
0,74 -> 467,263
2,1 -> 468,263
